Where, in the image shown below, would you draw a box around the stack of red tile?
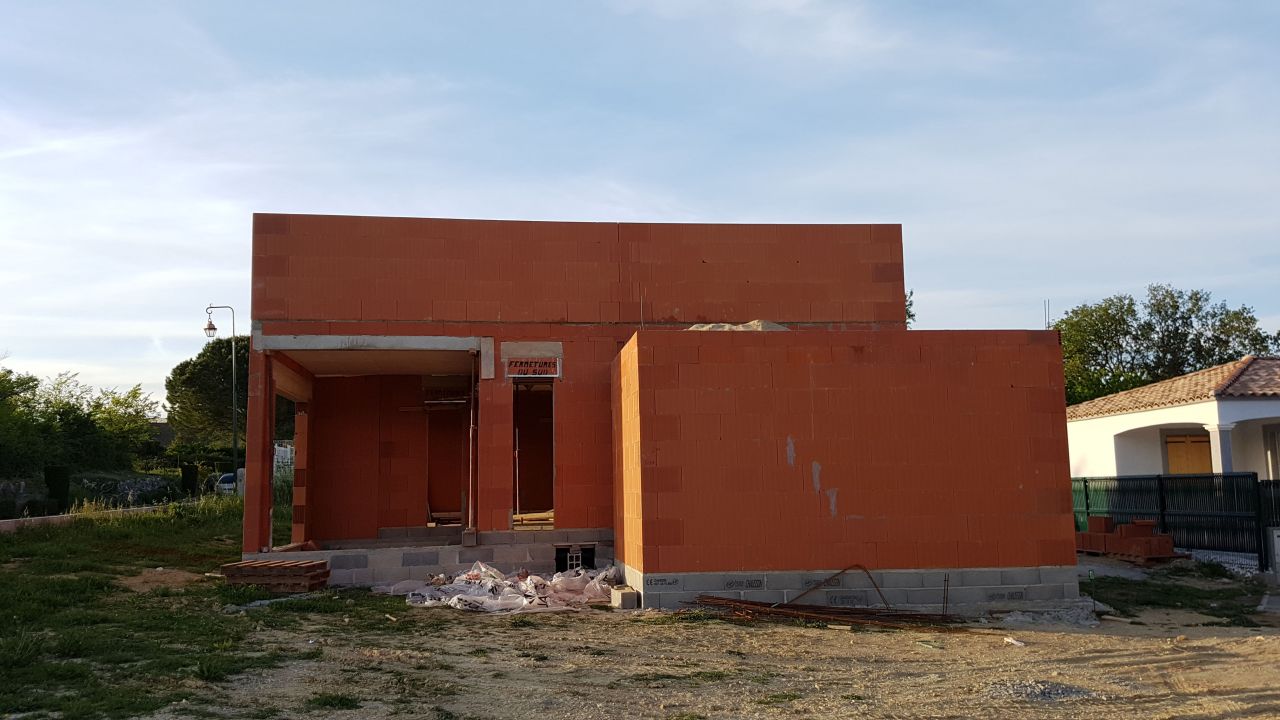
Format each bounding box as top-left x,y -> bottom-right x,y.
1075,517 -> 1179,563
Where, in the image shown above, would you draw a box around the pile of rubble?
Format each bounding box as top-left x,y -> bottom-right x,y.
374,561 -> 622,614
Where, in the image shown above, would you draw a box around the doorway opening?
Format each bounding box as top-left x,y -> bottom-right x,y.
513,381 -> 554,529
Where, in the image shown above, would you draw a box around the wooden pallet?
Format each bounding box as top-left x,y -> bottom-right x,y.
221,559 -> 330,592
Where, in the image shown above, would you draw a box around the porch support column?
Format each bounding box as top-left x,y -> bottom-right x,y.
475,343 -> 513,532
291,402 -> 310,543
1204,423 -> 1236,474
243,351 -> 276,553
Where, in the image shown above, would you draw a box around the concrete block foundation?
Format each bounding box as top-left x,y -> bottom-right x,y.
621,564 -> 1080,615
243,528 -> 615,586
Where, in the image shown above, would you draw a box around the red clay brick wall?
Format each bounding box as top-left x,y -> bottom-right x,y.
306,375 -> 429,541
612,329 -> 1074,573
251,215 -> 906,326
251,214 -> 908,540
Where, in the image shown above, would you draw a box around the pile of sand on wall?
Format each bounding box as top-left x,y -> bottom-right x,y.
685,320 -> 789,332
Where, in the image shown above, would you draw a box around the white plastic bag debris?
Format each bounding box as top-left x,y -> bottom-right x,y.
404,562 -> 622,613
387,579 -> 427,596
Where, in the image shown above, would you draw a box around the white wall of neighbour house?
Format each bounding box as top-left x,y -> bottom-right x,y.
1233,422 -> 1267,479
1220,399 -> 1280,480
1067,400 -> 1219,477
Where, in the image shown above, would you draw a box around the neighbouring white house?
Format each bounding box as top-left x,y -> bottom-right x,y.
1067,356 -> 1280,479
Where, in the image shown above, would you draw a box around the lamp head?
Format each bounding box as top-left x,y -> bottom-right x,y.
203,318 -> 217,338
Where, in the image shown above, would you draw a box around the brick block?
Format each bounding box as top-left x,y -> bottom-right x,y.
958,569 -> 1002,587
999,568 -> 1040,585
741,590 -> 787,604
1086,516 -> 1114,534
1024,583 -> 1065,601
458,547 -> 495,563
493,545 -> 533,566
906,588 -> 945,605
939,586 -> 987,604
611,586 -> 639,609
1118,523 -> 1154,538
330,553 -> 369,570
825,589 -> 873,607
373,566 -> 410,584
402,550 -> 440,567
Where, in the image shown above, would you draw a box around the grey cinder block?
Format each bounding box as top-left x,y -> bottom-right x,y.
741,590 -> 787,604
1025,584 -> 1065,602
330,553 -> 368,570
402,550 -> 439,567
350,568 -> 373,586
825,590 -> 871,607
1000,568 -> 1042,586
907,588 -> 945,605
880,572 -> 923,589
642,575 -> 684,591
374,566 -> 410,584
959,569 -> 1002,587
461,547 -> 497,564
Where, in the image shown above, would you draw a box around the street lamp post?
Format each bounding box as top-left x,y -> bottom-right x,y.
203,305 -> 239,475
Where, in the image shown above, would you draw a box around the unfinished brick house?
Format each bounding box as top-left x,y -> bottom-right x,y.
243,214 -> 1078,609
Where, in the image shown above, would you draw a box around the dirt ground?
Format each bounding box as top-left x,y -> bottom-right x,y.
152,602 -> 1280,720
118,567 -> 205,593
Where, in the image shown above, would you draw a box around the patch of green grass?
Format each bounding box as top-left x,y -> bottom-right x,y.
218,583 -> 277,606
304,692 -> 361,710
1088,575 -> 1264,626
1158,560 -> 1235,581
508,615 -> 536,628
0,632 -> 43,668
637,609 -> 724,625
0,495 -> 315,718
755,691 -> 804,705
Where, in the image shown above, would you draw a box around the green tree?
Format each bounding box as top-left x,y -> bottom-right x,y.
164,337 -> 293,449
165,337 -> 248,447
0,363 -> 42,477
1055,284 -> 1280,405
90,384 -> 160,466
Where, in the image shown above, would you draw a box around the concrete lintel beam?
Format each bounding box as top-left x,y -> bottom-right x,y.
254,334 -> 482,352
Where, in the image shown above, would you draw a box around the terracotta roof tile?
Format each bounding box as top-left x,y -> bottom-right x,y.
1065,356 -> 1280,420
1220,356 -> 1280,397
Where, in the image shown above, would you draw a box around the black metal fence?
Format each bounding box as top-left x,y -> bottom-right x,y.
1072,473 -> 1280,571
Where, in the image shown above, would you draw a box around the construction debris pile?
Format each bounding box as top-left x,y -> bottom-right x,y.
693,595 -> 968,632
376,561 -> 620,614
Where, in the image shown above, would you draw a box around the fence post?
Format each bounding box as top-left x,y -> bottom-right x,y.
1254,473 -> 1269,572
1156,474 -> 1167,534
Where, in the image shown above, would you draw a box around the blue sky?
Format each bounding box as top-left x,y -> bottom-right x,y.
1,1 -> 1278,402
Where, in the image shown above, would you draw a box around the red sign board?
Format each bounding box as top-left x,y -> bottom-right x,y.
506,357 -> 561,378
